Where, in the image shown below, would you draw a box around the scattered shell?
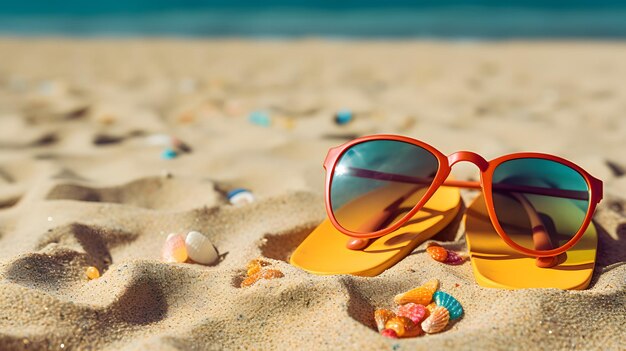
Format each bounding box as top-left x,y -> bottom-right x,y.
433,291 -> 464,320
444,250 -> 466,265
427,243 -> 448,262
185,231 -> 219,265
246,259 -> 270,276
384,316 -> 414,337
86,266 -> 100,280
374,309 -> 396,332
334,109 -> 353,125
162,233 -> 188,263
380,329 -> 398,339
240,269 -> 284,288
227,188 -> 255,206
396,303 -> 427,324
249,111 -> 271,127
161,148 -> 178,160
421,306 -> 450,334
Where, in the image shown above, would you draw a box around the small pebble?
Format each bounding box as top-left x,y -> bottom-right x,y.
249,111 -> 271,127
161,148 -> 178,160
227,188 -> 255,206
334,109 -> 353,125
85,266 -> 100,280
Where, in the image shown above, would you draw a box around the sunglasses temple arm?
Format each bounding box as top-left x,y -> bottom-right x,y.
346,167 -> 588,201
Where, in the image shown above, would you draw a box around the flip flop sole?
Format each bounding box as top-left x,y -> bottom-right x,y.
290,185 -> 461,276
465,193 -> 597,290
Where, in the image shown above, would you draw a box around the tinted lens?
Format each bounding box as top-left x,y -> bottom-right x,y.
491,158 -> 590,252
330,140 -> 440,234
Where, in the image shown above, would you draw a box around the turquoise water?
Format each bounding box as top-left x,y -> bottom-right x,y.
0,1 -> 625,38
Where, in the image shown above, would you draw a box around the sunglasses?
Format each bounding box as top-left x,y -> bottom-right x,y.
324,135 -> 602,266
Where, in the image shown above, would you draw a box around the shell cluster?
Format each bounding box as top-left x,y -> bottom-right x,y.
375,279 -> 463,339
240,259 -> 284,287
426,243 -> 467,265
162,231 -> 219,266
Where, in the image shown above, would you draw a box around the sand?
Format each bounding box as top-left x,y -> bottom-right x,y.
0,39 -> 624,350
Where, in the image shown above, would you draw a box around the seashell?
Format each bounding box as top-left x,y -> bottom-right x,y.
384,316 -> 414,337
433,291 -> 464,320
334,109 -> 353,125
249,111 -> 271,127
161,148 -> 178,160
162,233 -> 188,263
240,268 -> 284,288
380,329 -> 398,339
86,266 -> 100,280
185,231 -> 219,265
425,302 -> 437,318
421,279 -> 440,295
246,259 -> 270,276
421,306 -> 450,334
227,188 -> 255,206
374,309 -> 396,332
426,243 -> 448,262
444,250 -> 466,265
396,303 -> 427,324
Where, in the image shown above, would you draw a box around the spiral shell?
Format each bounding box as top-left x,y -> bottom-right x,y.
433,291 -> 464,320
185,231 -> 219,265
396,303 -> 427,324
421,306 -> 449,334
162,233 -> 188,263
426,243 -> 448,262
384,316 -> 413,337
374,309 -> 396,332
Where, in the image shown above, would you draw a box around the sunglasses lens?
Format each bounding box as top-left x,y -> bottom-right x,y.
329,140 -> 440,234
491,158 -> 590,252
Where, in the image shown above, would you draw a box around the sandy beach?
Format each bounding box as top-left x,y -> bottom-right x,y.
0,39 -> 624,350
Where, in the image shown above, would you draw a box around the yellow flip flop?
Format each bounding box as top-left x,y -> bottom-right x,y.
290,185 -> 462,276
464,193 -> 597,290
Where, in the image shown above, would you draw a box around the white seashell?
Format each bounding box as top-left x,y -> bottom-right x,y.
145,133 -> 174,146
185,231 -> 219,265
227,189 -> 255,206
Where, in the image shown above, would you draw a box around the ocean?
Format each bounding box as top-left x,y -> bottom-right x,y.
0,1 -> 625,38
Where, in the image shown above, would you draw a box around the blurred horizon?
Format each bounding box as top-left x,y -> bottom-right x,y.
1,1 -> 626,39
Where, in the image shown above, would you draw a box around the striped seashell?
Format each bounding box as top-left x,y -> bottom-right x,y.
374,309 -> 396,332
421,306 -> 450,334
426,243 -> 448,262
433,291 -> 464,320
185,231 -> 219,265
443,250 -> 466,265
396,303 -> 427,324
421,279 -> 440,295
162,233 -> 188,263
394,286 -> 432,305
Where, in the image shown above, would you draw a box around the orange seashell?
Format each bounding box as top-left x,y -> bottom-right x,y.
421,306 -> 450,334
427,244 -> 448,262
85,266 -> 100,280
246,259 -> 270,276
374,309 -> 396,332
425,302 -> 437,318
240,268 -> 283,288
421,279 -> 440,295
162,233 -> 188,263
394,286 -> 433,305
384,316 -> 412,337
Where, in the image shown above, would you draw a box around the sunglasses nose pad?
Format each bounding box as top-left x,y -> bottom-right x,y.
447,151 -> 489,171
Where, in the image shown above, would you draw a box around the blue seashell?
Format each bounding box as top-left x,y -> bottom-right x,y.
433,291 -> 463,320
227,188 -> 255,206
334,109 -> 353,125
161,148 -> 178,160
249,111 -> 271,127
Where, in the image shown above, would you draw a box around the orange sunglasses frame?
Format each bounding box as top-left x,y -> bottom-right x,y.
323,134 -> 603,258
